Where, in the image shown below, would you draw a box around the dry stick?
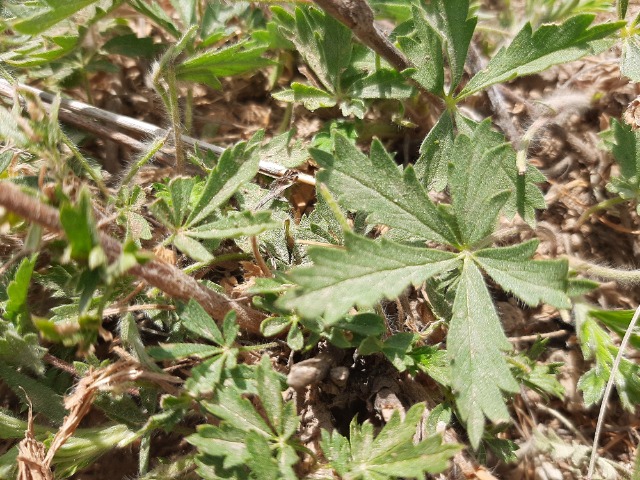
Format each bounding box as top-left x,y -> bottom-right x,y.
587,303 -> 640,479
0,79 -> 316,187
0,182 -> 266,334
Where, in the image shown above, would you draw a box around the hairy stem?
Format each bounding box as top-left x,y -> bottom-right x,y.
118,131 -> 171,189
569,256 -> 640,285
59,131 -> 109,197
165,66 -> 185,174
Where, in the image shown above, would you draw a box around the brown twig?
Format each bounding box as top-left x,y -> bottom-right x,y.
0,182 -> 266,333
508,329 -> 570,343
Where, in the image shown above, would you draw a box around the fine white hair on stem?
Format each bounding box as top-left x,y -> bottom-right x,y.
587,303 -> 640,479
568,256 -> 640,286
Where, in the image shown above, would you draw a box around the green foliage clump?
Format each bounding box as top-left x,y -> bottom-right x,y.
0,0 -> 639,478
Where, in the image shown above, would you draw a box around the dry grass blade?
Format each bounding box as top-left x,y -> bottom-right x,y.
43,359 -> 181,466
17,406 -> 52,480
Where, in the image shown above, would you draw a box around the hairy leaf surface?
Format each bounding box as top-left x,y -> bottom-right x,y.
447,259 -> 519,448
414,112 -> 454,191
279,232 -> 460,324
321,403 -> 460,479
458,15 -> 623,98
416,0 -> 476,90
187,141 -> 260,226
312,134 -> 456,243
455,116 -> 546,226
474,241 -> 570,308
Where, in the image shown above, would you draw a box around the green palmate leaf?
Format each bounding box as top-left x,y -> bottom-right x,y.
60,189 -> 100,261
190,423 -> 249,469
255,355 -> 291,437
383,333 -> 418,371
119,313 -> 161,370
252,129 -> 308,169
610,118 -> 640,180
186,211 -> 278,239
458,15 -> 623,99
448,134 -> 511,247
398,4 -> 444,94
181,299 -> 225,344
273,6 -> 352,93
296,188 -> 345,246
621,36 -> 640,82
278,232 -> 460,324
4,255 -> 37,326
204,388 -> 272,436
605,119 -> 640,207
414,112 -> 454,191
148,343 -> 222,360
191,357 -> 300,478
187,140 -> 260,227
409,345 -> 451,386
13,0 -> 99,35
576,306 -> 640,409
454,116 -> 546,226
346,69 -> 414,99
312,134 -> 456,244
0,363 -> 66,424
272,83 -> 337,111
128,0 -> 181,37
447,259 -> 519,449
103,34 -> 164,58
414,0 -> 476,90
473,240 -> 570,308
245,432 -> 286,480
173,233 -> 214,262
508,350 -> 565,400
176,41 -> 273,89
589,308 -> 640,349
321,403 -> 461,479
166,177 -> 196,228
0,322 -> 46,374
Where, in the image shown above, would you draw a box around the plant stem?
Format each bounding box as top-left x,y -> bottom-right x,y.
587,303 -> 640,479
165,66 -> 185,174
577,196 -> 627,227
118,131 -> 171,189
310,0 -> 443,107
0,79 -> 316,186
185,87 -> 194,134
59,131 -> 109,197
569,256 -> 640,285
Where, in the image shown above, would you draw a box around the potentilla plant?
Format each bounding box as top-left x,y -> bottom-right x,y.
0,0 -> 639,478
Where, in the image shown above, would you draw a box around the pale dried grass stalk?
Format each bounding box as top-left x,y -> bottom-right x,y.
17,359 -> 182,478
